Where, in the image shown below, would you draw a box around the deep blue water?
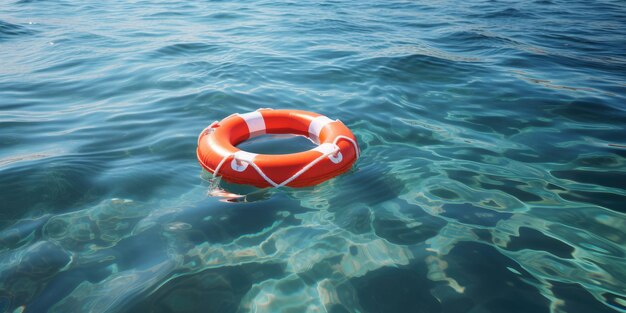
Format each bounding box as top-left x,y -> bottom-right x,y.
1,0 -> 626,312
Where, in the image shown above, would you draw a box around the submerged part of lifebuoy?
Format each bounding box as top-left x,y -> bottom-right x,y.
197,109 -> 359,188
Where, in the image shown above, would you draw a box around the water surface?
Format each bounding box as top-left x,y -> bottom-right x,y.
1,0 -> 625,312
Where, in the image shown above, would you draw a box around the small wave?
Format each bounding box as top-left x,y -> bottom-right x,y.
202,12 -> 246,20
549,100 -> 626,125
150,42 -> 223,58
146,11 -> 187,18
0,20 -> 35,40
438,29 -> 517,47
296,18 -> 374,35
366,53 -> 482,86
0,152 -> 53,169
478,8 -> 538,19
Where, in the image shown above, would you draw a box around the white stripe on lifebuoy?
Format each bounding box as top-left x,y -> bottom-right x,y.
308,116 -> 333,144
239,111 -> 266,137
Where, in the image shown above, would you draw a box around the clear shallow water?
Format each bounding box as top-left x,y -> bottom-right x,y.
1,0 -> 625,312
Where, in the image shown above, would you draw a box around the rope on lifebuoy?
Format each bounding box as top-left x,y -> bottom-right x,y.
211,134 -> 359,188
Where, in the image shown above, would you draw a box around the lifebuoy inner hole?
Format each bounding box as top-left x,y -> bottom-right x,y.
236,134 -> 317,155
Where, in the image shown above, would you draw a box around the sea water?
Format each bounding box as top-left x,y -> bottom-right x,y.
1,0 -> 625,312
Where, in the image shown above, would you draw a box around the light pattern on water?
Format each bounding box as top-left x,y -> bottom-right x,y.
1,0 -> 625,312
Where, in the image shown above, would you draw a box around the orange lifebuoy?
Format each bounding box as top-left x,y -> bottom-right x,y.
197,109 -> 360,188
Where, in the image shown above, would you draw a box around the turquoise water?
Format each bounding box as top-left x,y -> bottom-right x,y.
1,0 -> 626,312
